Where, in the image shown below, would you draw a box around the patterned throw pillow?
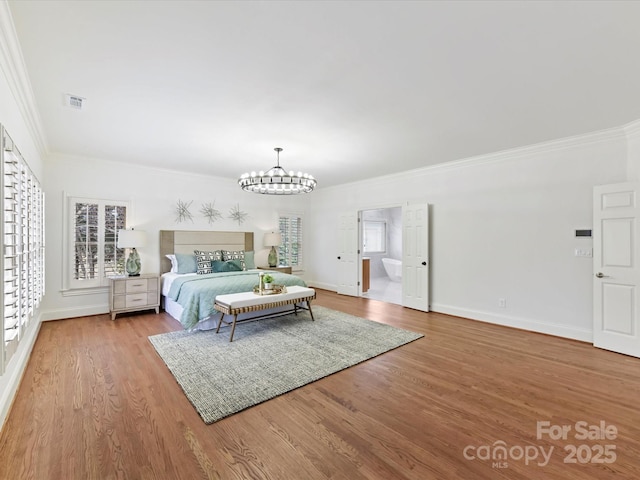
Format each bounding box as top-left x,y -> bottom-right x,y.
194,250 -> 223,275
221,250 -> 246,270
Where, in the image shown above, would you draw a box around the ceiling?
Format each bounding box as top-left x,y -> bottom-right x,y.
8,0 -> 640,188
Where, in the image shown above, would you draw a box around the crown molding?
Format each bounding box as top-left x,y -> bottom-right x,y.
318,124 -> 628,193
0,1 -> 48,157
417,124 -> 627,176
624,118 -> 640,139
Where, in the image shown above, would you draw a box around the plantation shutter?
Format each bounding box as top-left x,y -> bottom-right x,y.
104,205 -> 127,277
279,215 -> 303,269
2,127 -> 45,373
73,202 -> 99,282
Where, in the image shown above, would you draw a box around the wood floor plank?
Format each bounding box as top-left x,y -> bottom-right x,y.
1,290 -> 640,479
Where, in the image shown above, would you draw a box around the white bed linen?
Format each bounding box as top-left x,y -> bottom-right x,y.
161,272 -> 197,296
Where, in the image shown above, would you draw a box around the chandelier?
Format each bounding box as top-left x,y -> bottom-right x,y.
238,147 -> 317,195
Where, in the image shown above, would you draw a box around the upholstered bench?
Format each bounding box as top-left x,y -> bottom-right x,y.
213,286 -> 316,342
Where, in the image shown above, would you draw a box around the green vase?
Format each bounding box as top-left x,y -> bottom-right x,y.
268,246 -> 277,267
126,248 -> 141,276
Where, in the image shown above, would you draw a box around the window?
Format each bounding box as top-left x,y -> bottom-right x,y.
67,197 -> 128,289
2,127 -> 45,373
363,220 -> 386,253
278,214 -> 303,269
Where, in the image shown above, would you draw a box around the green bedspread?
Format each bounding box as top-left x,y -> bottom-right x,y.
167,270 -> 307,330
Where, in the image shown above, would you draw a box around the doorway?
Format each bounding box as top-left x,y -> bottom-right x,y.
361,207 -> 403,305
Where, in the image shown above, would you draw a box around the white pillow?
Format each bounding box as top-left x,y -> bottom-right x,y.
165,254 -> 178,273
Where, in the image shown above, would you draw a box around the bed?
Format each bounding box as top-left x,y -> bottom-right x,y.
159,230 -> 307,330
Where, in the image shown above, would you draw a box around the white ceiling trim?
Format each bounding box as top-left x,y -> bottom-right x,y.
624,118 -> 640,139
319,123 -> 628,193
0,0 -> 47,157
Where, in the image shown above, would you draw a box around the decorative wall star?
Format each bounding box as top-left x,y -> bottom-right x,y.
229,203 -> 248,225
175,199 -> 194,223
200,201 -> 223,224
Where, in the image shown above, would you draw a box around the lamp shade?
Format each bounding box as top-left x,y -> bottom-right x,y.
117,229 -> 147,249
264,232 -> 282,247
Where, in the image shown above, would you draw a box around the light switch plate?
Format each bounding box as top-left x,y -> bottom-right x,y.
575,247 -> 593,258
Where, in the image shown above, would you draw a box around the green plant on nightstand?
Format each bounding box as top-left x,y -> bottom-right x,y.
263,274 -> 274,289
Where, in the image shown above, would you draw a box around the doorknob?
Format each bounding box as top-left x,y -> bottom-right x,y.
337,256 -> 341,260
595,272 -> 610,278
421,261 -> 427,266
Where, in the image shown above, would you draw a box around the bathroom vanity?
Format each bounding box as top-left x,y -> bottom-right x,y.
362,257 -> 370,293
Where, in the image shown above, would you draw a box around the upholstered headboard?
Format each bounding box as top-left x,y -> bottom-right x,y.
159,230 -> 254,274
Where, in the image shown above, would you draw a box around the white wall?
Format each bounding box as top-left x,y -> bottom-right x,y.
0,0 -> 46,430
306,130 -> 628,341
42,153 -> 305,320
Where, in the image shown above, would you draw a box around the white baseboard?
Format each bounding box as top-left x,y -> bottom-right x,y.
431,303 -> 593,342
41,304 -> 109,321
0,314 -> 42,432
307,281 -> 337,292
296,283 -> 592,342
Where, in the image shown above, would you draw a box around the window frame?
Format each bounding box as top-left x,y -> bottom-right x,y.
363,220 -> 387,254
64,195 -> 129,291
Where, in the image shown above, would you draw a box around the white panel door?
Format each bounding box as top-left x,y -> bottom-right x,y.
402,204 -> 429,311
593,182 -> 640,357
337,212 -> 359,296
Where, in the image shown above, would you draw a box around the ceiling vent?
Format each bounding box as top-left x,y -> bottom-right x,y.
65,94 -> 85,110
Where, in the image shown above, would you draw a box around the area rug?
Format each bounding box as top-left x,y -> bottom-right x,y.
148,306 -> 423,424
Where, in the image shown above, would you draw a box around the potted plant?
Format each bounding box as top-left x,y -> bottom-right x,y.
263,274 -> 274,290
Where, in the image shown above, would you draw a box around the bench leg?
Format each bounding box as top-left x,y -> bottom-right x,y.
229,314 -> 238,342
216,313 -> 224,334
307,301 -> 315,321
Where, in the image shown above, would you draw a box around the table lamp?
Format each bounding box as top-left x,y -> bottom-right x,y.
117,229 -> 146,276
264,232 -> 282,267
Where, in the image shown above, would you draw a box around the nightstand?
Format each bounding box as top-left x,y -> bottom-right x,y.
257,265 -> 293,274
110,274 -> 160,320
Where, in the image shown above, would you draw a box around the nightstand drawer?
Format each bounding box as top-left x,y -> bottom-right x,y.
125,293 -> 148,307
126,279 -> 148,293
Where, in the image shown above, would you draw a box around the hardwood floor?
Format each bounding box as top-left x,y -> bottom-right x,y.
1,289 -> 639,479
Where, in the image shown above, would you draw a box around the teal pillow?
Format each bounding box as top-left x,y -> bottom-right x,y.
211,259 -> 243,273
244,251 -> 256,269
175,253 -> 197,274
